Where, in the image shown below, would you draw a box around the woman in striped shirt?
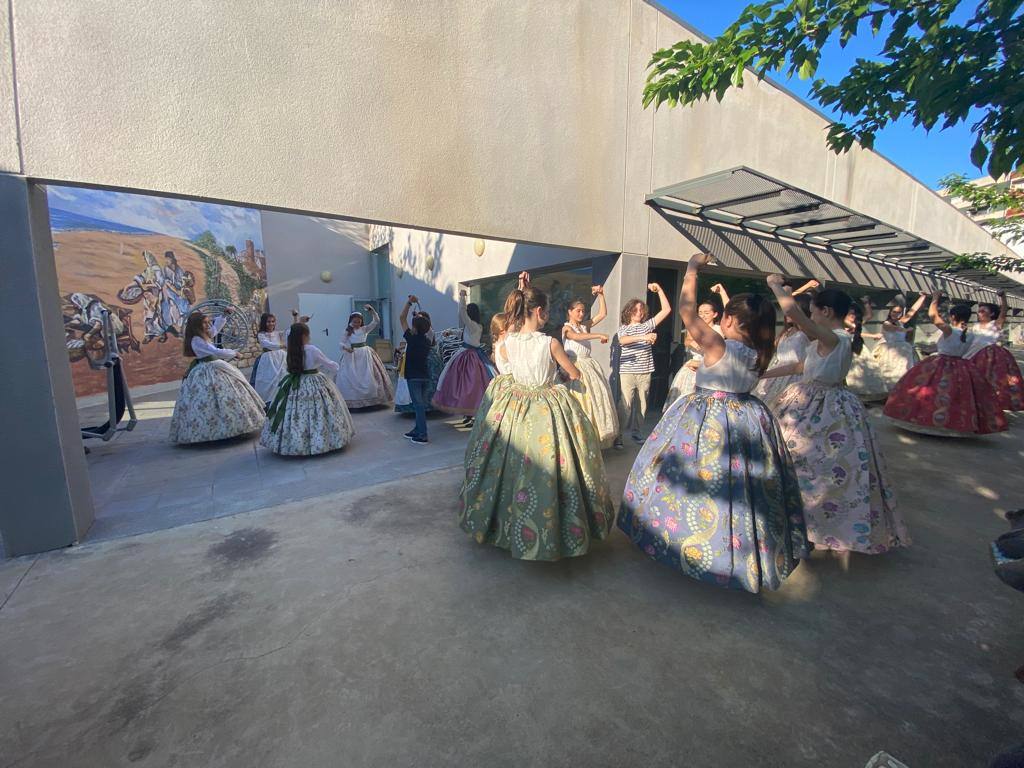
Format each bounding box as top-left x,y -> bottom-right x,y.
614,283 -> 671,448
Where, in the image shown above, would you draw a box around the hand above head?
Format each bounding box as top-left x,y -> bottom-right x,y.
997,289 -> 1006,298
291,308 -> 299,317
646,282 -> 662,293
407,294 -> 419,304
931,290 -> 942,302
299,315 -> 311,323
710,283 -> 724,295
765,273 -> 786,289
591,285 -> 604,296
688,252 -> 713,268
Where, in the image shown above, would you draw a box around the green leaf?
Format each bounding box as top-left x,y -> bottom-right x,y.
971,137 -> 990,169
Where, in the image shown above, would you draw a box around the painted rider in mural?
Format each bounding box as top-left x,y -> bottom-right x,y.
135,250 -> 166,342
161,251 -> 193,336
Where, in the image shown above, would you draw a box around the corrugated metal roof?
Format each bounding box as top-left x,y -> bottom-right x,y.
647,167 -> 1024,304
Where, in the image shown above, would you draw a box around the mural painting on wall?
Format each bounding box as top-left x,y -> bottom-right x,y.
49,186 -> 268,397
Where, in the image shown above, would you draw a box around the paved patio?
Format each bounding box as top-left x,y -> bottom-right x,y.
77,386 -> 477,542
0,391 -> 1022,766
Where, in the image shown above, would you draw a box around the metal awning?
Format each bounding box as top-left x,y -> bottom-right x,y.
647,167 -> 1024,304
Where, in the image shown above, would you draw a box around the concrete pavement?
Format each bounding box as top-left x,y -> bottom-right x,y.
1,412 -> 1022,767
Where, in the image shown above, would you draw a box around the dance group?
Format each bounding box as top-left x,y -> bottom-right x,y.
459,255 -> 1023,593
168,292 -> 498,452
165,252 -> 1021,592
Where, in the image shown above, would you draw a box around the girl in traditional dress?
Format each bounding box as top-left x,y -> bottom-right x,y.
873,295 -> 926,389
460,284 -> 614,561
261,323 -> 355,455
753,282 -> 818,411
618,254 -> 806,593
490,312 -> 512,375
251,312 -> 288,403
562,285 -> 619,447
663,293 -> 722,412
336,304 -> 393,408
766,279 -> 909,555
884,293 -> 1007,436
395,304 -> 444,416
432,290 -> 494,424
844,299 -> 889,402
169,310 -> 266,444
967,290 -> 1023,411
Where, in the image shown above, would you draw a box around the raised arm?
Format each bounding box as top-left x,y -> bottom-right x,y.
679,254 -> 726,365
791,279 -> 820,297
549,338 -> 581,381
400,296 -> 415,332
927,291 -> 952,337
363,305 -> 380,334
901,293 -> 927,325
590,285 -> 607,327
209,312 -> 230,338
649,282 -> 672,327
709,282 -> 731,306
996,290 -> 1008,330
458,289 -> 471,327
766,274 -> 838,352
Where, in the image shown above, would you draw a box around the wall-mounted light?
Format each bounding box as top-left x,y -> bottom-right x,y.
425,255 -> 436,272
473,239 -> 485,257
320,270 -> 333,283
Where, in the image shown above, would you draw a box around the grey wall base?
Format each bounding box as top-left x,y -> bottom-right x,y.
0,175 -> 94,556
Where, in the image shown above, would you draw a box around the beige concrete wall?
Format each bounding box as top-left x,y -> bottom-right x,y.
261,213 -> 376,322
11,0 -> 629,253
6,0 -> 1018,280
0,0 -> 20,173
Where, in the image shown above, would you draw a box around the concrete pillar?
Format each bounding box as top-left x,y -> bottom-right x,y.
591,251 -> 649,376
0,175 -> 94,556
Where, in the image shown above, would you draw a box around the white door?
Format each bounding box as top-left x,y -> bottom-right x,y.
298,293 -> 352,359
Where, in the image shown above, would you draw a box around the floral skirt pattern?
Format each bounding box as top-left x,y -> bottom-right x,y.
618,388 -> 808,593
395,348 -> 444,414
846,352 -> 889,402
336,347 -> 394,408
566,356 -> 619,447
460,376 -> 614,561
970,344 -> 1024,411
874,341 -> 918,390
169,360 -> 266,444
753,372 -> 802,413
663,365 -> 697,413
260,372 -> 355,456
776,381 -> 909,554
883,354 -> 1007,435
433,346 -> 494,415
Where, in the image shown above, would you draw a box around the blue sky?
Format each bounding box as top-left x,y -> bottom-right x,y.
46,185 -> 263,251
657,2 -> 984,189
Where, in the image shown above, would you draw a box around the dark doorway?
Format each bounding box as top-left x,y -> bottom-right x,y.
647,266 -> 678,411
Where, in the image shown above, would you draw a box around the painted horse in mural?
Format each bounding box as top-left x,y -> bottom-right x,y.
63,292 -> 141,370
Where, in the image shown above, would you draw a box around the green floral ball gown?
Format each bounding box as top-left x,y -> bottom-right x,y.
459,331 -> 614,561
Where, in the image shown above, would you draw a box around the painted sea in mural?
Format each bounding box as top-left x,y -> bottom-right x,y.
49,186 -> 268,397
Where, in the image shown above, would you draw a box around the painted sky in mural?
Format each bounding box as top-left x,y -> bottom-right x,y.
50,186 -> 267,398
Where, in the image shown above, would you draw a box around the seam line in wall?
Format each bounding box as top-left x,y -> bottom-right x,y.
646,10 -> 657,261
7,0 -> 25,174
618,0 -> 634,256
